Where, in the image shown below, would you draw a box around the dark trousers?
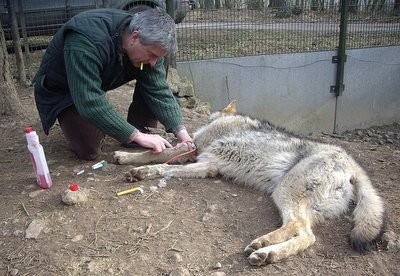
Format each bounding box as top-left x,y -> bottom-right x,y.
58,106 -> 105,160
57,86 -> 158,160
127,82 -> 158,129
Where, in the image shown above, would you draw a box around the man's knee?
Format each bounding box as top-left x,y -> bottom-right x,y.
58,106 -> 105,160
73,147 -> 101,161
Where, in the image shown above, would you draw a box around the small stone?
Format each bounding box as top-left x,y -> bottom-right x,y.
61,188 -> 88,205
201,213 -> 213,222
87,261 -> 97,272
13,230 -> 23,236
25,219 -> 45,239
213,262 -> 222,269
169,267 -> 190,276
9,268 -> 19,276
207,204 -> 218,213
149,186 -> 158,192
28,190 -> 44,198
158,178 -> 167,188
367,129 -> 375,136
168,252 -> 183,263
210,272 -> 226,276
139,210 -> 151,217
71,234 -> 84,242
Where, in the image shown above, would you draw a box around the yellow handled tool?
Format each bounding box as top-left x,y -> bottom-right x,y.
116,187 -> 144,196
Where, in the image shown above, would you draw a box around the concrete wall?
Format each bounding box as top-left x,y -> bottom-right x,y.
176,46 -> 400,134
335,46 -> 400,133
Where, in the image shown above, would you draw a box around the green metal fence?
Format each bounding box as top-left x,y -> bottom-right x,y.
176,3 -> 400,61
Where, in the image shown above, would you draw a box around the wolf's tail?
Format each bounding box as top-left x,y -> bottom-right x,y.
350,164 -> 386,252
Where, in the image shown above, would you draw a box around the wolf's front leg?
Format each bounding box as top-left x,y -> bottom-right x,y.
125,162 -> 219,182
114,143 -> 193,165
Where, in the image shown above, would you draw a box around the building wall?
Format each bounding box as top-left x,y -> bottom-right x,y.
177,46 -> 400,134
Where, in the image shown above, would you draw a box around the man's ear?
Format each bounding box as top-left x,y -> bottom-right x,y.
222,100 -> 237,114
130,31 -> 140,43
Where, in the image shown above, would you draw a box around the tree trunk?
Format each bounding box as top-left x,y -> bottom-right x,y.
17,0 -> 32,78
204,0 -> 215,10
0,21 -> 24,116
6,0 -> 27,85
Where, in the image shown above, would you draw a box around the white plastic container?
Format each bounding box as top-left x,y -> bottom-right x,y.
25,127 -> 53,189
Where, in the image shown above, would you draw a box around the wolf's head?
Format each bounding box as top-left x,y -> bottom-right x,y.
193,100 -> 261,150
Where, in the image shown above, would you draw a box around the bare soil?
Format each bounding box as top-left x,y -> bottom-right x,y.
0,83 -> 399,276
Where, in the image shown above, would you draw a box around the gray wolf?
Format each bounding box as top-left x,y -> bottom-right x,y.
113,101 -> 386,266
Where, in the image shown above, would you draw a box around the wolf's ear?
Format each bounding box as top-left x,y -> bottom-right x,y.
222,100 -> 237,114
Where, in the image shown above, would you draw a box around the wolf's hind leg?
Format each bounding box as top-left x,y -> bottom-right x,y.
247,229 -> 316,266
244,220 -> 306,254
245,195 -> 315,265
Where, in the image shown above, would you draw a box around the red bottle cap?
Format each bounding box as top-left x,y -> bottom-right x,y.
69,183 -> 79,191
24,127 -> 33,133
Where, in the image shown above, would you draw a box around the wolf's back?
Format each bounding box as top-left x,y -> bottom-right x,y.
349,162 -> 385,252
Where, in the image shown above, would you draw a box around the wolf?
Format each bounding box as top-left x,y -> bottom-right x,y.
113,101 -> 386,266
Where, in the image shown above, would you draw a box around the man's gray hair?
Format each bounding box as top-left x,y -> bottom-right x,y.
128,7 -> 178,54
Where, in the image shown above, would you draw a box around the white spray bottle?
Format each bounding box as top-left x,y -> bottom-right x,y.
25,127 -> 53,189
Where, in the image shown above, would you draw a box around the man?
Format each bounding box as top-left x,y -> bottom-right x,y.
33,7 -> 192,160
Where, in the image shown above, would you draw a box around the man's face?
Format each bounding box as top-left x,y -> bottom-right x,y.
124,31 -> 167,68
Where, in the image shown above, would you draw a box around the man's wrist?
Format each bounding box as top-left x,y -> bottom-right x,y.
175,127 -> 192,142
171,125 -> 186,136
127,129 -> 140,143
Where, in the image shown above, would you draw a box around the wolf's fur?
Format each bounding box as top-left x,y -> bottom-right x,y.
115,107 -> 386,266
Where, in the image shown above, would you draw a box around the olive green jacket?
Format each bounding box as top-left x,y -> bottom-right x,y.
33,8 -> 183,142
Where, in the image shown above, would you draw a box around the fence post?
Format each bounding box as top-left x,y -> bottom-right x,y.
331,0 -> 349,97
332,0 -> 349,133
166,0 -> 177,69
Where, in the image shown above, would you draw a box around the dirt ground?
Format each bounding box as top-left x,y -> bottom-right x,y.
0,83 -> 399,276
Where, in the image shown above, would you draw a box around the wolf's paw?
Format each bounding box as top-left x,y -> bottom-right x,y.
113,151 -> 124,164
125,167 -> 149,182
248,251 -> 268,266
248,249 -> 277,266
244,241 -> 262,255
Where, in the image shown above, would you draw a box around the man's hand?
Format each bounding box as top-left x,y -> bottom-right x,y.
175,128 -> 193,144
132,132 -> 173,153
175,128 -> 196,161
